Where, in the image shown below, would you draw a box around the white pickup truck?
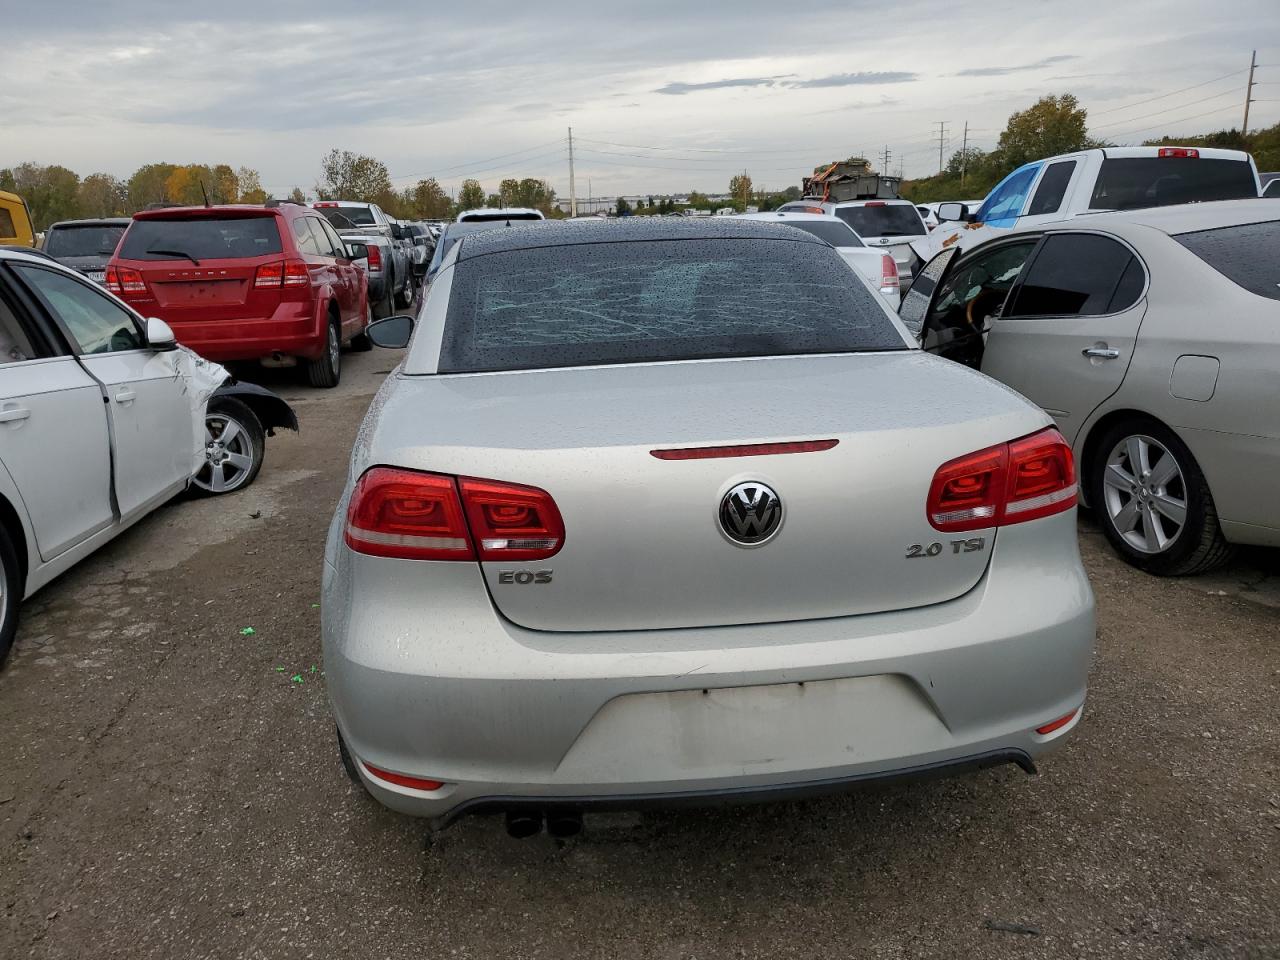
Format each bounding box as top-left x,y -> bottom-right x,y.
915,146 -> 1262,262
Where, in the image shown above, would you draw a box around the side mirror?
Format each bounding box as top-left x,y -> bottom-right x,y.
346,242 -> 368,261
366,314 -> 414,349
937,202 -> 970,223
146,316 -> 178,351
389,224 -> 404,240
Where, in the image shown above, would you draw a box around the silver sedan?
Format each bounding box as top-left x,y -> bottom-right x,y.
322,219 -> 1095,834
902,198 -> 1280,575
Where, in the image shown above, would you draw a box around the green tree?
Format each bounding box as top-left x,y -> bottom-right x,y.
409,178 -> 451,219
498,178 -> 521,206
457,179 -> 485,211
615,196 -> 631,216
316,149 -> 392,202
485,193 -> 503,208
127,163 -> 177,209
237,166 -> 268,204
212,164 -> 239,204
288,186 -> 308,204
687,190 -> 708,208
995,94 -> 1092,171
77,173 -> 126,218
729,172 -> 753,210
4,163 -> 81,230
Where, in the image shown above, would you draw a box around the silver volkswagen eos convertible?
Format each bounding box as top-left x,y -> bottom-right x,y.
322,218 -> 1095,833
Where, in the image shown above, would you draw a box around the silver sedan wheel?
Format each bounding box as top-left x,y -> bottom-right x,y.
194,412 -> 256,494
1102,434 -> 1188,554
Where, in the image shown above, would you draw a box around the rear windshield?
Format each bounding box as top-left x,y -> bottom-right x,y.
834,204 -> 925,238
119,217 -> 283,261
1175,220 -> 1280,301
1090,158 -> 1257,211
44,224 -> 126,258
779,220 -> 864,247
317,205 -> 376,226
438,237 -> 905,373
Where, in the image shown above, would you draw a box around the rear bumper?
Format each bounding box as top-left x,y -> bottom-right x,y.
323,510 -> 1095,821
167,304 -> 327,361
401,749 -> 1036,828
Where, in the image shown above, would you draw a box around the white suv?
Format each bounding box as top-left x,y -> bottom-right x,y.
777,198 -> 927,281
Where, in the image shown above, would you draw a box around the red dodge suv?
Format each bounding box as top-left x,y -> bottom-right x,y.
107,201 -> 370,387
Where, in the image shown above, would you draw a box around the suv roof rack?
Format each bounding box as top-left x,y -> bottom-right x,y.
265,198 -> 307,208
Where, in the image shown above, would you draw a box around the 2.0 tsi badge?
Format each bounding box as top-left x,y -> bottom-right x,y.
719,482 -> 783,547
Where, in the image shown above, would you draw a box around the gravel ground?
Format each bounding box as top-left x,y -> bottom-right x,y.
1,347 -> 1277,960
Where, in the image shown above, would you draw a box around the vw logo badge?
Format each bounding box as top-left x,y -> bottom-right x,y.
718,481 -> 783,547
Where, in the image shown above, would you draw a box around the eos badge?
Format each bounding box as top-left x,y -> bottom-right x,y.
498,570 -> 553,584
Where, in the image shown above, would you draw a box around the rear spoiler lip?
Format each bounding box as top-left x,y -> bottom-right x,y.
132,206 -> 280,221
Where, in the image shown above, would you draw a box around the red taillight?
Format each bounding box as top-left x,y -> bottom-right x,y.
105,265 -> 145,296
864,201 -> 886,207
651,439 -> 838,460
879,253 -> 900,292
1158,147 -> 1199,159
345,468 -> 474,560
927,427 -> 1076,532
344,468 -> 564,562
361,762 -> 444,792
314,201 -> 339,207
254,261 -> 283,287
284,260 -> 309,286
365,245 -> 382,270
459,477 -> 564,562
255,259 -> 309,288
1036,707 -> 1080,736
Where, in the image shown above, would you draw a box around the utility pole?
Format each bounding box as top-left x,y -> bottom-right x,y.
568,126 -> 577,217
960,121 -> 969,187
935,121 -> 949,175
1243,50 -> 1257,136
880,145 -> 892,173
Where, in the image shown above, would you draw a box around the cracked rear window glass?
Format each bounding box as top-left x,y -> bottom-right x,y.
438,238 -> 905,373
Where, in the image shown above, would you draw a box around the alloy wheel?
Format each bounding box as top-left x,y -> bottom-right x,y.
194,413 -> 256,493
1102,434 -> 1188,554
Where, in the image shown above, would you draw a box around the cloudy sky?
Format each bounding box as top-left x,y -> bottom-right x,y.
3,0 -> 1277,199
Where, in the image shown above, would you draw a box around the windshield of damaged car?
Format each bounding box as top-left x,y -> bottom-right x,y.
438,237 -> 907,373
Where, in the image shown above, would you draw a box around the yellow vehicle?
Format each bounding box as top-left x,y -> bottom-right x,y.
0,190 -> 35,246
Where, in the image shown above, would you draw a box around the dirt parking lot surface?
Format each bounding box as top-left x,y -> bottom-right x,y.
1,350 -> 1277,960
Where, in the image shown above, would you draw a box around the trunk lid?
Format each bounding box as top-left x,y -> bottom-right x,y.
365,353 -> 1048,633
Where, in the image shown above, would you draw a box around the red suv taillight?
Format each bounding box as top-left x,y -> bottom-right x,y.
879,253 -> 899,294
344,467 -> 564,562
105,265 -> 145,296
365,245 -> 382,271
927,427 -> 1076,532
255,259 -> 309,288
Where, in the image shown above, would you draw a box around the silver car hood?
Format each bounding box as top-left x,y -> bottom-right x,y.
356,352 -> 1048,631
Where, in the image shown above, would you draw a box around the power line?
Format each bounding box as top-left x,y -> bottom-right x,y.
388,138 -> 567,182
1090,85 -> 1245,130
1089,68 -> 1249,117
574,136 -> 834,156
1106,103 -> 1244,141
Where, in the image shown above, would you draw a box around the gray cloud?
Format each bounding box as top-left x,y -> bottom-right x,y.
954,55 -> 1079,78
788,71 -> 918,88
655,77 -> 780,95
